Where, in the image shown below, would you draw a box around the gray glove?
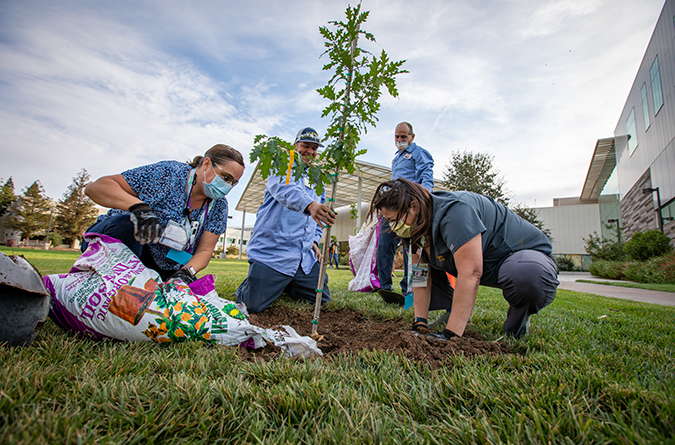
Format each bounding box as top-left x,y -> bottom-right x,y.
129,203 -> 162,245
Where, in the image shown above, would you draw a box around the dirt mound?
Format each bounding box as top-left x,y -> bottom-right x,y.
238,307 -> 513,368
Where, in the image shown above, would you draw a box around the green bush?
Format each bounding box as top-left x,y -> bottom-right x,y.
623,230 -> 672,261
226,245 -> 240,256
587,260 -> 626,280
555,256 -> 577,271
583,229 -> 626,261
47,231 -> 63,248
623,253 -> 675,284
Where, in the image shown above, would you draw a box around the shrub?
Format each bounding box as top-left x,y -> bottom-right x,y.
587,260 -> 626,280
623,253 -> 675,284
623,230 -> 672,261
584,230 -> 626,261
47,231 -> 64,248
555,256 -> 577,271
226,245 -> 239,256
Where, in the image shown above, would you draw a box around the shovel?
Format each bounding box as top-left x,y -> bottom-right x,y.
378,243 -> 415,310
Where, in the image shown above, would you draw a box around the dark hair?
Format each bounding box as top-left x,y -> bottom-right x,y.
368,178 -> 432,246
189,144 -> 245,169
397,121 -> 413,134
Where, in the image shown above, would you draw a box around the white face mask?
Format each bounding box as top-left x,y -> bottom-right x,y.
395,140 -> 409,150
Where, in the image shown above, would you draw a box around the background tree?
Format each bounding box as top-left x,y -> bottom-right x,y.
0,177 -> 16,216
442,150 -> 510,206
55,168 -> 99,248
6,181 -> 52,240
442,149 -> 554,237
511,201 -> 553,239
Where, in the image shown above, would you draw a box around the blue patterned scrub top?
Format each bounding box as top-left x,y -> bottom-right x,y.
98,160 -> 229,271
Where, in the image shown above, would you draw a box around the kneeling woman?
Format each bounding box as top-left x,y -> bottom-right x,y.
83,144 -> 244,282
369,178 -> 558,339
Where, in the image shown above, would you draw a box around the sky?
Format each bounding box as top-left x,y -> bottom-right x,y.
0,0 -> 667,228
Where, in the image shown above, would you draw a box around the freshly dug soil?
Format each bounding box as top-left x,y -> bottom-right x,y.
239,306 -> 513,368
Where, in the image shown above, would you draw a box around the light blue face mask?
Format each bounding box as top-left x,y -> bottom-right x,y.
203,166 -> 233,200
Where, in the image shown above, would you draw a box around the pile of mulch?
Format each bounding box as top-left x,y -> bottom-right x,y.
238,307 -> 513,368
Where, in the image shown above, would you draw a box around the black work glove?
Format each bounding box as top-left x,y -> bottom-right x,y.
166,267 -> 196,284
129,203 -> 162,245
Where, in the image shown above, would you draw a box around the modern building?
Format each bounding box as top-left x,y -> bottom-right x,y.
218,226 -> 254,255
536,0 -> 675,267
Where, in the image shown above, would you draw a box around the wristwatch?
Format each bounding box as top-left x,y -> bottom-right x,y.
183,265 -> 196,277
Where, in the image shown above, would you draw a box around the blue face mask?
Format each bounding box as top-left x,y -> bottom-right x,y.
203,166 -> 233,200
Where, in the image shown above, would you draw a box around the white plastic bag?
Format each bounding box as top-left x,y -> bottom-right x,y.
347,217 -> 381,292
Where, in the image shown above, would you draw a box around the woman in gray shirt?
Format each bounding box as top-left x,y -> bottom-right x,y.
369,178 -> 559,339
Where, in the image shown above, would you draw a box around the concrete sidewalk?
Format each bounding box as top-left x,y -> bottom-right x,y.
557,272 -> 675,307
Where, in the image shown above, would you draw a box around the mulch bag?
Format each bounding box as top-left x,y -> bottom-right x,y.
347,217 -> 381,292
43,233 -> 322,358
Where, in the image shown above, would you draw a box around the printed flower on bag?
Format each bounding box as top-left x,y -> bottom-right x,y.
142,321 -> 168,342
222,303 -> 245,320
140,280 -> 214,344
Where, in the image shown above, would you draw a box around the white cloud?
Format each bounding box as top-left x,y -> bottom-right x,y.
0,0 -> 667,224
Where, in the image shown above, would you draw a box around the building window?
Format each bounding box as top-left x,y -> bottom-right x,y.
650,56 -> 664,115
626,109 -> 637,155
662,199 -> 675,225
641,83 -> 650,130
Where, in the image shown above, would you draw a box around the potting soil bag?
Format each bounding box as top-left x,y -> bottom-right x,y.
347,217 -> 381,292
43,233 -> 322,358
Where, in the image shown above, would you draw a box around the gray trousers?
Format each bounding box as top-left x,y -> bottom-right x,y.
236,260 -> 330,313
427,250 -> 559,338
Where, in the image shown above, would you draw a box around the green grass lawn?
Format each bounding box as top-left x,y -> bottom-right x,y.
576,279 -> 675,293
1,248 -> 674,444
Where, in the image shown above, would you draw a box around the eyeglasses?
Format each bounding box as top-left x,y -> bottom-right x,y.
213,163 -> 239,186
379,185 -> 392,195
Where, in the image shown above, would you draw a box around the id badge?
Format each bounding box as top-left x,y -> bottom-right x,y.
412,263 -> 429,288
158,220 -> 189,250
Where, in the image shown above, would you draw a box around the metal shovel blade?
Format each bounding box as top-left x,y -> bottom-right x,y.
377,289 -> 405,306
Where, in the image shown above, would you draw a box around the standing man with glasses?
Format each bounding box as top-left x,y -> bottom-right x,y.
236,127 -> 336,313
377,122 -> 434,302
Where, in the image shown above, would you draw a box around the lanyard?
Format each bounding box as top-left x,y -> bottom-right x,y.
182,169 -> 210,254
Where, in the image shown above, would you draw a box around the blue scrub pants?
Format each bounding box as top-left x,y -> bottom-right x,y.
426,250 -> 559,338
376,219 -> 409,294
81,214 -> 174,280
236,260 -> 331,313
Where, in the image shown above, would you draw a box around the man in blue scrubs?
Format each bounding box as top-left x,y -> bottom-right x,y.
377,122 -> 434,298
236,127 -> 336,313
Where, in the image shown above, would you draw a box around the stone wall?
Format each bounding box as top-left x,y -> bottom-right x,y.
621,170 -> 657,241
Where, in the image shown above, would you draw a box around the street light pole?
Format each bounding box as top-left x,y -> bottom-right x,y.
642,187 -> 664,233
45,208 -> 54,250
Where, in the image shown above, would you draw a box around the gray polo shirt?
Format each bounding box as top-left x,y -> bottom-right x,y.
427,191 -> 552,287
